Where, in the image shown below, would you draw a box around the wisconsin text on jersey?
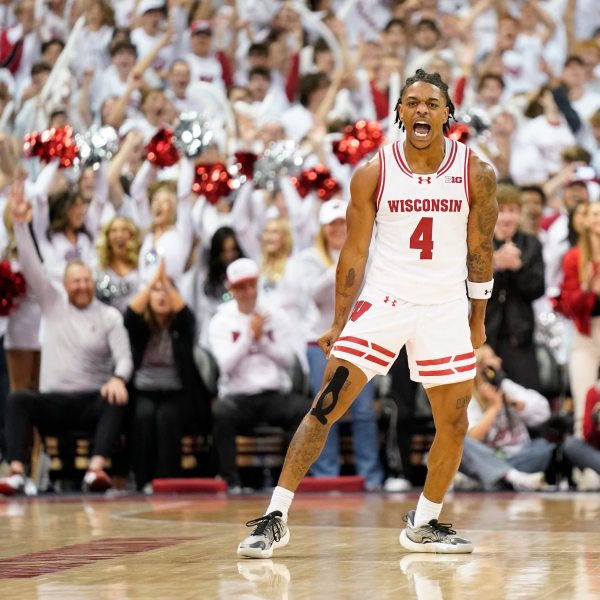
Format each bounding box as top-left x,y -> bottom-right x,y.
387,199 -> 463,212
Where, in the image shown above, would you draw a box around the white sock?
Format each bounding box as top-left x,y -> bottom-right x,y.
413,493 -> 443,526
266,486 -> 294,520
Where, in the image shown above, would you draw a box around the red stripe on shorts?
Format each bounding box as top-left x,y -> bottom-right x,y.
371,342 -> 395,358
416,356 -> 452,366
455,362 -> 476,373
364,354 -> 389,367
333,345 -> 365,358
453,351 -> 475,362
337,336 -> 369,347
418,368 -> 454,376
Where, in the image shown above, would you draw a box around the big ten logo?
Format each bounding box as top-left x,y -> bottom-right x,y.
445,175 -> 463,184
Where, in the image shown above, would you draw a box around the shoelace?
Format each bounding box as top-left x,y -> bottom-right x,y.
245,513 -> 283,542
428,520 -> 456,536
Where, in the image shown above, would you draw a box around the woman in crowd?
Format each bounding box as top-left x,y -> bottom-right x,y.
298,199 -> 383,490
136,178 -> 194,285
185,226 -> 245,345
560,201 -> 600,437
259,216 -> 307,371
40,189 -> 96,281
95,216 -> 141,314
259,217 -> 302,311
2,203 -> 41,392
125,260 -> 210,492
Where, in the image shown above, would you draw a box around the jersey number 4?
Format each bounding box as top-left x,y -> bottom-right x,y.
409,217 -> 434,260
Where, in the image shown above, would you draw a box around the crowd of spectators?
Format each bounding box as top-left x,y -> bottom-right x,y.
0,0 -> 600,495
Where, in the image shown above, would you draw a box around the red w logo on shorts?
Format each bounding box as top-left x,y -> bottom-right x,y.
350,300 -> 372,322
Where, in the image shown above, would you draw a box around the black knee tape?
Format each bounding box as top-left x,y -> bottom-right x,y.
310,366 -> 349,426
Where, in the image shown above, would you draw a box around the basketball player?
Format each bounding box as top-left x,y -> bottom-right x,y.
237,69 -> 498,557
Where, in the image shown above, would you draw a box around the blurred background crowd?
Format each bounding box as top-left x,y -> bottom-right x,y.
0,0 -> 600,496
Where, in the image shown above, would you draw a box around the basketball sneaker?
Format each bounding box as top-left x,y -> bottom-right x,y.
399,510 -> 474,554
0,472 -> 26,496
237,511 -> 290,559
82,469 -> 112,493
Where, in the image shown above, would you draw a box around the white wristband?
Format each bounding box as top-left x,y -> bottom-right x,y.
467,279 -> 494,299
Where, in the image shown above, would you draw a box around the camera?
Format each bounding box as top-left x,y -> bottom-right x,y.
481,365 -> 507,388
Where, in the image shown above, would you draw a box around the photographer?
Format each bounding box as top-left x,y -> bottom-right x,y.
456,345 -> 554,491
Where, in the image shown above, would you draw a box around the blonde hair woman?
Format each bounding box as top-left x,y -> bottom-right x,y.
298,200 -> 383,490
260,217 -> 294,290
96,216 -> 141,313
131,158 -> 194,286
560,201 -> 600,436
258,216 -> 307,371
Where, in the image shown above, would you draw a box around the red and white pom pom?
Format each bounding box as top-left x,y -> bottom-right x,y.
193,162 -> 236,205
145,129 -> 180,168
23,126 -> 79,168
0,261 -> 27,316
292,165 -> 340,201
332,120 -> 384,166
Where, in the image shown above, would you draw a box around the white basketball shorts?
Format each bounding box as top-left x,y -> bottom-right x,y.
330,286 -> 476,385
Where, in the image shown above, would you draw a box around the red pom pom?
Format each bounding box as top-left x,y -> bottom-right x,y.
233,151 -> 258,180
23,127 -> 79,168
447,123 -> 470,143
193,162 -> 235,205
292,165 -> 340,201
332,120 -> 384,165
145,129 -> 180,168
0,260 -> 27,316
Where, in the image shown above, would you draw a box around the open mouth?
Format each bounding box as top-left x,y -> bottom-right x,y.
413,121 -> 431,138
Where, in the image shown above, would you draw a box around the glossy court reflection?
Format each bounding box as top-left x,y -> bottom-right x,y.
0,492 -> 599,599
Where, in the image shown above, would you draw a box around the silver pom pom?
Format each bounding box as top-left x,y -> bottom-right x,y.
95,274 -> 131,303
75,125 -> 118,169
173,112 -> 214,158
253,140 -> 304,191
456,108 -> 490,135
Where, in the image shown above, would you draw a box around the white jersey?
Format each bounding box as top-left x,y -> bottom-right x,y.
366,138 -> 471,305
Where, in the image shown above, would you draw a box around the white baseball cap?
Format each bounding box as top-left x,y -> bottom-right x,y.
226,258 -> 259,287
137,0 -> 165,16
319,199 -> 348,225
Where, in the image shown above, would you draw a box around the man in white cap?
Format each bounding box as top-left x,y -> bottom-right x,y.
130,0 -> 175,88
208,258 -> 309,492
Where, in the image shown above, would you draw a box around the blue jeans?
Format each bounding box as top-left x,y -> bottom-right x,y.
564,437 -> 600,473
306,345 -> 383,488
460,436 -> 555,488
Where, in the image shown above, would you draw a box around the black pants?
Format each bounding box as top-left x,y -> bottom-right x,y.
130,388 -> 193,489
6,389 -> 125,463
213,390 -> 309,487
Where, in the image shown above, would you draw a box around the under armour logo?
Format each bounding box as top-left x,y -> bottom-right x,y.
418,176 -> 432,184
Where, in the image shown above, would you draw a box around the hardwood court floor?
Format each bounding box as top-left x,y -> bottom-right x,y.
0,490 -> 599,600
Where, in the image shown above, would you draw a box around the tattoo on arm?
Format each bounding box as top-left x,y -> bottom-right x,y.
456,395 -> 471,410
345,268 -> 355,288
467,160 -> 498,282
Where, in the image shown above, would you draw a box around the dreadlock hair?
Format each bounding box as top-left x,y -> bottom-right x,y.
394,68 -> 455,134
